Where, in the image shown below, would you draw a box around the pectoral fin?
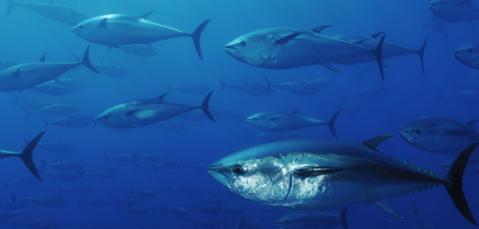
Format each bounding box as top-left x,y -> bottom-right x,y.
140,10 -> 154,19
293,166 -> 343,179
363,134 -> 392,151
375,201 -> 403,219
125,109 -> 139,117
99,18 -> 108,28
274,32 -> 302,45
371,32 -> 385,39
13,69 -> 21,78
38,53 -> 47,62
321,63 -> 341,73
312,25 -> 333,34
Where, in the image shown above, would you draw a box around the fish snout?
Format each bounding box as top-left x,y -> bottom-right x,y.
224,40 -> 244,55
399,129 -> 414,143
224,43 -> 237,56
207,164 -> 231,175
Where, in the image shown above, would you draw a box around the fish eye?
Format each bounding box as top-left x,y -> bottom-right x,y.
239,41 -> 246,47
414,129 -> 422,134
231,165 -> 246,175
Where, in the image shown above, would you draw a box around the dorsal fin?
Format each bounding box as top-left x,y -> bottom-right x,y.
13,68 -> 21,78
157,93 -> 169,103
375,201 -> 403,219
274,32 -> 302,45
125,109 -> 139,117
99,18 -> 108,28
321,63 -> 341,73
371,32 -> 385,39
140,10 -> 154,19
312,25 -> 333,34
39,53 -> 47,62
353,38 -> 366,45
363,134 -> 392,150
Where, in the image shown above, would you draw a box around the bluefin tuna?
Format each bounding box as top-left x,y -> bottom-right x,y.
30,81 -> 72,96
225,27 -> 391,80
400,118 -> 479,153
0,47 -> 96,92
246,110 -> 341,137
98,92 -> 215,128
0,132 -> 44,180
6,0 -> 87,26
455,43 -> 479,70
208,138 -> 478,225
429,0 -> 479,23
73,13 -> 210,60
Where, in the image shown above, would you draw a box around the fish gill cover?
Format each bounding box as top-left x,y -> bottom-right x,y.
0,0 -> 477,228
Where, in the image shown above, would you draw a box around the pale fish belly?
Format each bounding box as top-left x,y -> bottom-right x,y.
97,21 -> 188,46
276,170 -> 437,209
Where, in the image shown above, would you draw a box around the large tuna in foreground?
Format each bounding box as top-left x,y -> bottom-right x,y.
208,137 -> 478,225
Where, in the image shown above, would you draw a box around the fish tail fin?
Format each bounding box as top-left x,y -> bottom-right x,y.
340,208 -> 349,229
19,132 -> 45,181
326,110 -> 341,138
445,143 -> 478,225
374,34 -> 386,82
191,19 -> 211,61
82,46 -> 98,73
416,37 -> 428,76
6,0 -> 15,16
200,91 -> 216,123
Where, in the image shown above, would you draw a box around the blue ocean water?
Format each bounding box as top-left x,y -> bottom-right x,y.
0,0 -> 477,228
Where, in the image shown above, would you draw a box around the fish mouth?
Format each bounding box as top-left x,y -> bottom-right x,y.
399,130 -> 412,144
207,165 -> 229,174
224,44 -> 238,56
207,164 -> 233,188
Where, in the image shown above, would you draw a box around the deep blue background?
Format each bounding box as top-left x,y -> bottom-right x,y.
0,0 -> 477,228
